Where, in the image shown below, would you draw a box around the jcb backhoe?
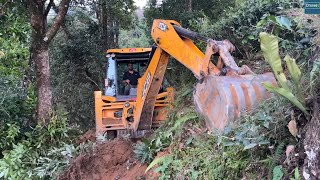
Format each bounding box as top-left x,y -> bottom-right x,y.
94,19 -> 276,137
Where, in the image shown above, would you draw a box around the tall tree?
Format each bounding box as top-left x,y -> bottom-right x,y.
96,0 -> 135,49
29,0 -> 70,122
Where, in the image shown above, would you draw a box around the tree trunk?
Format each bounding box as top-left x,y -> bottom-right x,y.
303,101 -> 320,179
33,43 -> 52,122
29,0 -> 70,122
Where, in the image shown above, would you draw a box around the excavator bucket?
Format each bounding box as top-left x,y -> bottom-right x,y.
193,73 -> 276,132
191,39 -> 276,132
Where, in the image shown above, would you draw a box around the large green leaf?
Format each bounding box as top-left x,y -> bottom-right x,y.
262,82 -> 307,114
284,55 -> 305,104
284,55 -> 301,86
273,166 -> 284,180
275,16 -> 292,31
260,32 -> 290,90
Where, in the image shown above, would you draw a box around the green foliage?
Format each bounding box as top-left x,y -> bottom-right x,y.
0,7 -> 32,121
145,134 -> 250,180
274,143 -> 286,163
260,32 -> 307,113
219,97 -> 292,152
187,0 -> 306,61
119,17 -> 151,48
220,111 -> 272,150
225,0 -> 300,50
50,10 -> 105,129
263,83 -> 307,114
257,15 -> 293,34
97,0 -> 136,30
285,56 -> 302,92
0,123 -> 20,153
260,32 -> 290,90
0,109 -> 81,179
134,139 -> 156,164
134,108 -> 198,164
260,142 -> 286,177
145,154 -> 173,173
0,6 -> 36,156
273,166 -> 284,180
290,167 -> 300,180
33,144 -> 79,178
0,143 -> 30,179
144,0 -> 236,28
0,77 -> 34,124
0,12 -> 30,78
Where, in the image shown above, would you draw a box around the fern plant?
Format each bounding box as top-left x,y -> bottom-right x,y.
259,32 -> 308,114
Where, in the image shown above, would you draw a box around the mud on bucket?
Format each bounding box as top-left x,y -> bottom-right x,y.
193,73 -> 276,133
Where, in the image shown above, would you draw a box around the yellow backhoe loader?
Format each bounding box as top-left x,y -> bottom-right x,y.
94,19 -> 276,138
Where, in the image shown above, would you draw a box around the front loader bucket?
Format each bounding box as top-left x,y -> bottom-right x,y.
193,73 -> 276,132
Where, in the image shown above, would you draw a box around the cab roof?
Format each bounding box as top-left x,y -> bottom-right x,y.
106,48 -> 151,54
106,47 -> 154,63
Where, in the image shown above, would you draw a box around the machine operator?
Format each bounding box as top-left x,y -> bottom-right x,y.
122,63 -> 140,95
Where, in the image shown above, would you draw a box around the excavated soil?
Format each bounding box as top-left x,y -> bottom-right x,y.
58,138 -> 148,180
76,129 -> 96,144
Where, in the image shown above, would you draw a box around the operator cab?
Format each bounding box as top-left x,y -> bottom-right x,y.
105,47 -> 154,101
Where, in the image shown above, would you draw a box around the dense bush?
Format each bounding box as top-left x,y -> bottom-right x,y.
0,6 -> 36,155
0,109 -> 82,179
189,0 -> 305,60
0,9 -> 32,120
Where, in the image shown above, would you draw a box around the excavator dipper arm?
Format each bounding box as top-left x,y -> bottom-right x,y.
132,47 -> 170,130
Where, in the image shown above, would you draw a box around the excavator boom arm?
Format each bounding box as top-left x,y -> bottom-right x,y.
131,20 -> 219,131
151,20 -> 220,78
131,20 -> 234,131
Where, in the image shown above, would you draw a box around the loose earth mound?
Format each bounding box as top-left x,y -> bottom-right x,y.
59,138 -> 148,180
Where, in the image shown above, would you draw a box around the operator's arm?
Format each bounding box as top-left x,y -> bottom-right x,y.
123,72 -> 130,84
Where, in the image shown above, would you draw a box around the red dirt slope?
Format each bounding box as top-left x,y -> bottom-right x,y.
58,138 -> 148,180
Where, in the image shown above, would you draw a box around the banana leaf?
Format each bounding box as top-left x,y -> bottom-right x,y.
260,32 -> 289,90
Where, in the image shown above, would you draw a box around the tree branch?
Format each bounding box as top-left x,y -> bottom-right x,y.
44,0 -> 54,17
45,0 -> 70,43
51,2 -> 71,39
29,0 -> 44,32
